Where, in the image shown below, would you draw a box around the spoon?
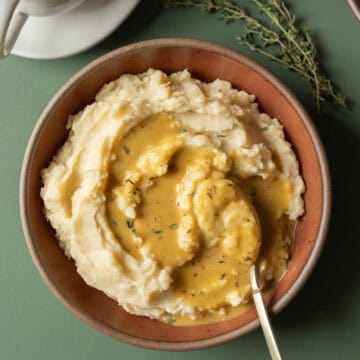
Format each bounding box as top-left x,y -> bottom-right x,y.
250,264 -> 283,360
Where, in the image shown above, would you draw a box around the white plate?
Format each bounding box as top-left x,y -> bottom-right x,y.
11,0 -> 140,59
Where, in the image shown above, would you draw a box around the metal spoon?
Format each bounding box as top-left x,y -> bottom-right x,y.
250,265 -> 283,360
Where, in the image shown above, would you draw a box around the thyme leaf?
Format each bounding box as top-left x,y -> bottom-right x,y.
131,228 -> 138,237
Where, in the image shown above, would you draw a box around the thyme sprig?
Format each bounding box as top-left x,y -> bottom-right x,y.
164,0 -> 346,112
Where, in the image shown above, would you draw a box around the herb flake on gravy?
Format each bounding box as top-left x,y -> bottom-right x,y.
41,69 -> 304,325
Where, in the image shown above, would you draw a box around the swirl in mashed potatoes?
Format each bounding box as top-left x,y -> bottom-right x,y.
41,69 -> 304,324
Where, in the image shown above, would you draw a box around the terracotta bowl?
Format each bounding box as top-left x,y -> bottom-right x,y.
20,38 -> 330,351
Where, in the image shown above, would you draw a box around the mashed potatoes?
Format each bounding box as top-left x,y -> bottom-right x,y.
41,69 -> 304,324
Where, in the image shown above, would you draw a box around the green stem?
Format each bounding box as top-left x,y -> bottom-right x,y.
250,0 -> 321,111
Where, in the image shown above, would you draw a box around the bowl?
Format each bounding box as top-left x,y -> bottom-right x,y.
20,38 -> 330,351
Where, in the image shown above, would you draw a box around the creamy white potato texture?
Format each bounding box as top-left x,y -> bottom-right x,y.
41,69 -> 304,324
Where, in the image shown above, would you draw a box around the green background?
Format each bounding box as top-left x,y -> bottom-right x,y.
1,0 -> 359,358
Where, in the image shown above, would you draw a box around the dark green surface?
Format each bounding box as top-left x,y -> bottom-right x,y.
1,1 -> 359,359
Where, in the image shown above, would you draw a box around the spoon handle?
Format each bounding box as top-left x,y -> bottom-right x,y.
250,265 -> 283,360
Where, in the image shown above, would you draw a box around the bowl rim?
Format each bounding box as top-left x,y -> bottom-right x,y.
19,38 -> 331,351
